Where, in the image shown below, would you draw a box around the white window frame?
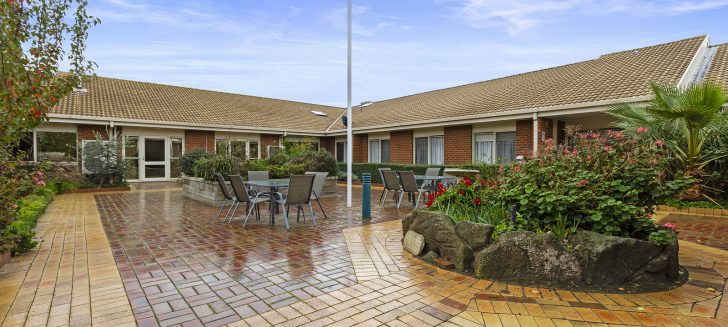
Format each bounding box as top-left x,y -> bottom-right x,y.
413,135 -> 444,165
335,141 -> 347,163
474,133 -> 495,164
214,138 -> 260,159
369,139 -> 391,163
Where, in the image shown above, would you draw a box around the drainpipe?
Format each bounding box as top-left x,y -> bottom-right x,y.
532,113 -> 538,156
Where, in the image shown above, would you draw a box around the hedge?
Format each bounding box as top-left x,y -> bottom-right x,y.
337,163 -> 499,184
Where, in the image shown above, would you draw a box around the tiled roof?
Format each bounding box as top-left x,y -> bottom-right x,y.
335,36 -> 706,130
706,43 -> 728,89
52,77 -> 344,132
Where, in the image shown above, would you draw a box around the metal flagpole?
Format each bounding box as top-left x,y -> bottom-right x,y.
346,0 -> 353,208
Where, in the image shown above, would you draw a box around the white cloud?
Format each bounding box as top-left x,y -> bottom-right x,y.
453,0 -> 728,35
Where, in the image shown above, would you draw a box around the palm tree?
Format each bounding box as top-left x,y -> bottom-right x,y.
609,81 -> 728,200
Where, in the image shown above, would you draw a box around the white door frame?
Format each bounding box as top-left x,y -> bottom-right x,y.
140,136 -> 170,181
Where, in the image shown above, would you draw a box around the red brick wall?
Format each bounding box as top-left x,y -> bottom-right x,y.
319,136 -> 335,155
77,124 -> 121,141
353,134 -> 368,163
515,120 -> 533,157
184,130 -> 215,153
260,134 -> 281,158
390,130 -> 413,164
444,125 -> 472,164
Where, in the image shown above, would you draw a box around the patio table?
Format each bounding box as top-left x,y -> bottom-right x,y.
415,175 -> 455,190
245,179 -> 289,225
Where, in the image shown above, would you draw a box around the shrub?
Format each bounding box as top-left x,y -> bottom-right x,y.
192,155 -> 243,181
83,130 -> 126,187
289,150 -> 338,176
180,148 -> 211,176
3,184 -> 57,254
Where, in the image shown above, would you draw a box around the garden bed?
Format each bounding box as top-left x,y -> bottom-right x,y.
182,176 -> 228,206
403,210 -> 687,293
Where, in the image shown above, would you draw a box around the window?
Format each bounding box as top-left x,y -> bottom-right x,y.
496,132 -> 516,163
369,140 -> 381,163
381,140 -> 390,163
474,133 -> 494,164
336,141 -> 346,162
81,140 -> 109,174
415,137 -> 428,164
429,136 -> 444,165
124,136 -> 139,180
474,132 -> 516,164
12,132 -> 34,161
170,138 -> 183,178
216,139 -> 259,159
36,132 -> 77,162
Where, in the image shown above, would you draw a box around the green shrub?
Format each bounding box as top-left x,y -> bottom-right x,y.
4,185 -> 57,254
192,155 -> 243,180
180,147 -> 211,176
662,198 -> 726,209
290,150 -> 338,176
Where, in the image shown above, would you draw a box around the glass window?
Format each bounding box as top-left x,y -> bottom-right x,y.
37,131 -> 77,162
124,136 -> 139,180
369,140 -> 381,163
170,138 -> 183,178
144,139 -> 165,162
415,137 -> 428,165
429,136 -> 444,165
496,132 -> 516,163
249,141 -> 259,159
336,142 -> 346,162
381,140 -> 390,163
230,140 -> 247,159
215,139 -> 228,155
12,132 -> 34,161
474,133 -> 494,164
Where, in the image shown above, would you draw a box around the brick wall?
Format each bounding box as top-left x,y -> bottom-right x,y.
515,120 -> 533,157
353,134 -> 368,163
260,134 -> 281,158
77,124 -> 121,141
389,130 -> 413,164
444,125 -> 472,164
184,130 -> 215,153
319,136 -> 335,155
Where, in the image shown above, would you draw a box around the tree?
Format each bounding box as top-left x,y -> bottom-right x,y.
609,81 -> 728,200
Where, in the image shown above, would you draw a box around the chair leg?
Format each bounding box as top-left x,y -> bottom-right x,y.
308,203 -> 316,225
227,202 -> 240,223
415,192 -> 423,209
315,197 -> 327,219
397,192 -> 405,209
242,202 -> 256,228
283,205 -> 290,230
223,200 -> 236,222
216,199 -> 228,220
381,190 -> 388,205
379,190 -> 385,202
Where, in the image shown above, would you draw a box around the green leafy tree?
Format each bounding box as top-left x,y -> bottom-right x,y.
1,0 -> 98,251
609,82 -> 728,200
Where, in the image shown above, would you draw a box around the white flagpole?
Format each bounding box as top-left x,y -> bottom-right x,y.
346,0 -> 353,208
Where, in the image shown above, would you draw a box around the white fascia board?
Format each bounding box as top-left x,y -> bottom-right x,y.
47,114 -> 328,137
677,36 -> 710,88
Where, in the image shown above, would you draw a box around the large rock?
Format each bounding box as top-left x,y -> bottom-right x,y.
473,231 -> 582,287
403,210 -> 473,271
455,221 -> 494,252
403,231 -> 425,256
569,231 -> 670,285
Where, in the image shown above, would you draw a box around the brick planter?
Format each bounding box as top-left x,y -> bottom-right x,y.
656,205 -> 728,217
182,176 -> 229,206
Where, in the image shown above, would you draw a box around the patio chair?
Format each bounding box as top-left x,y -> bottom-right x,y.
228,175 -> 270,226
214,173 -> 235,221
247,171 -> 271,197
378,168 -> 392,202
273,174 -> 316,230
305,171 -> 329,219
398,171 -> 429,209
381,170 -> 402,206
422,167 -> 442,191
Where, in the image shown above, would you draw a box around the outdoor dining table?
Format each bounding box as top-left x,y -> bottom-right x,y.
245,178 -> 289,225
414,175 -> 456,189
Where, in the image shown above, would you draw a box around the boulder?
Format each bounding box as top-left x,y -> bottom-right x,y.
473,231 -> 582,287
455,221 -> 495,252
403,210 -> 473,271
569,231 -> 667,285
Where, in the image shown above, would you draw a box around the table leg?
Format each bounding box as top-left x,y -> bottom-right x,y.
270,186 -> 276,225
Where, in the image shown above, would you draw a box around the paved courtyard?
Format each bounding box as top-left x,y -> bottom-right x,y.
0,185 -> 727,326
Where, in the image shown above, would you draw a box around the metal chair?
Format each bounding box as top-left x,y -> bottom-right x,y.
378,168 -> 392,202
381,170 -> 402,206
214,173 -> 235,221
228,175 -> 269,226
422,167 -> 442,191
247,171 -> 271,197
398,171 -> 429,209
274,174 -> 316,230
305,171 -> 329,219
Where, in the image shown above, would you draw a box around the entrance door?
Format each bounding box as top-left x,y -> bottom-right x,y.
141,137 -> 168,181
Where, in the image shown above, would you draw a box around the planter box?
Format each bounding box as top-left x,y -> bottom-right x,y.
322,177 -> 338,197
182,176 -> 229,206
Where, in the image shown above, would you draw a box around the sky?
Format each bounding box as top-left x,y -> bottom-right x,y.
84,0 -> 728,107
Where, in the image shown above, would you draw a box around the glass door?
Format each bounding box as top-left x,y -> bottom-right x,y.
141,137 -> 168,181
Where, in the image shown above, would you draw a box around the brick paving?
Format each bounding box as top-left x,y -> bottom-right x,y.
0,185 -> 727,327
658,213 -> 728,252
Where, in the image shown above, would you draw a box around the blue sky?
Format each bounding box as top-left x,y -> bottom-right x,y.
85,0 -> 728,107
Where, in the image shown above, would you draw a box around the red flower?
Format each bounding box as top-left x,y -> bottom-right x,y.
636,127 -> 649,134
655,140 -> 664,147
437,183 -> 444,190
474,198 -> 482,206
576,179 -> 589,187
458,190 -> 465,196
464,180 -> 473,187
